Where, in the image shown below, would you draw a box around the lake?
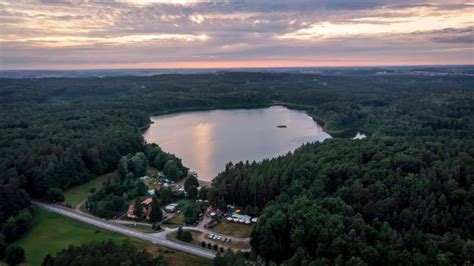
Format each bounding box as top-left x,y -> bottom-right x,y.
143,106 -> 331,181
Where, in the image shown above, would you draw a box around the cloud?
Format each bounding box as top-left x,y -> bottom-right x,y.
278,4 -> 473,40
0,0 -> 472,69
429,27 -> 474,43
0,34 -> 210,48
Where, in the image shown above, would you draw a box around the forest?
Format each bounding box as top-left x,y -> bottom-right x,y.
0,70 -> 473,264
210,138 -> 473,264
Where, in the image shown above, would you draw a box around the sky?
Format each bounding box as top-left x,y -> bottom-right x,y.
0,0 -> 473,70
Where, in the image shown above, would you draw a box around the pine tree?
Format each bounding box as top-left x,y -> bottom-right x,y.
133,199 -> 143,217
148,196 -> 162,222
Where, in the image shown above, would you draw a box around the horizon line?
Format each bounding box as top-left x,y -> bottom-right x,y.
1,63 -> 473,72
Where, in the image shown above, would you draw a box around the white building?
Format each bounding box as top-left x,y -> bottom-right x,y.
139,175 -> 150,180
164,203 -> 179,213
231,213 -> 252,223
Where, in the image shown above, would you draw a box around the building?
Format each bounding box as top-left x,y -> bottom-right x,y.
231,213 -> 252,223
128,198 -> 155,219
164,203 -> 179,213
141,198 -> 153,207
139,175 -> 150,181
157,172 -> 166,178
176,187 -> 187,196
147,189 -> 155,196
209,209 -> 225,219
127,205 -> 137,218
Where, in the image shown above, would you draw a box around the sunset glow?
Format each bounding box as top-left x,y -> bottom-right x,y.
0,0 -> 472,69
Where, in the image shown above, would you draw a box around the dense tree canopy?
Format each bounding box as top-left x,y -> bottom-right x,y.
211,137 -> 474,265
210,138 -> 473,264
1,72 -> 470,197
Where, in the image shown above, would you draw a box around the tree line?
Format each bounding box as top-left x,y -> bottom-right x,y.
41,240 -> 167,266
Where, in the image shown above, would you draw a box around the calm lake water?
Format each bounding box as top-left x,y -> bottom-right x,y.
143,106 -> 331,181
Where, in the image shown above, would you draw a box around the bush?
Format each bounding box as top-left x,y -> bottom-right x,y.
47,187 -> 64,202
202,241 -> 206,248
182,231 -> 193,243
41,240 -> 161,266
213,244 -> 218,251
152,223 -> 161,231
176,226 -> 184,240
213,250 -> 247,265
4,245 -> 24,265
176,227 -> 193,243
89,187 -> 96,193
1,209 -> 32,242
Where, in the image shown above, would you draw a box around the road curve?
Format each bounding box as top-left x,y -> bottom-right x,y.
32,201 -> 216,260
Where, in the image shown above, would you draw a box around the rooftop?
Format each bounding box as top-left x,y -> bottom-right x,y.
141,198 -> 153,205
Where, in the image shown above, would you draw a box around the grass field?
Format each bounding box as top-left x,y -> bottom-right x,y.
167,230 -> 205,247
144,178 -> 162,190
62,171 -> 114,207
14,207 -> 210,266
121,223 -> 157,233
163,213 -> 185,228
210,222 -> 254,238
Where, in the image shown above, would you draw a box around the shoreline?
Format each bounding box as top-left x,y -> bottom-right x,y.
140,104 -> 272,133
141,103 -> 369,183
141,102 -> 369,138
198,179 -> 212,187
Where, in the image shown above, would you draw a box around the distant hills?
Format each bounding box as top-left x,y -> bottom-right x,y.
1,65 -> 473,78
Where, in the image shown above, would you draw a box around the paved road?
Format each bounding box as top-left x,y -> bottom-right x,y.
32,201 -> 216,260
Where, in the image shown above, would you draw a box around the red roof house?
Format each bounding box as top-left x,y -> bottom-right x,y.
127,205 -> 136,218
141,198 -> 153,206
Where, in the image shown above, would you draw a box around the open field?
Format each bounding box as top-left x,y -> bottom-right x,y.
144,178 -> 162,190
163,213 -> 185,228
15,207 -> 131,265
62,172 -> 114,207
14,207 -> 210,266
210,222 -> 254,238
168,229 -> 205,246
